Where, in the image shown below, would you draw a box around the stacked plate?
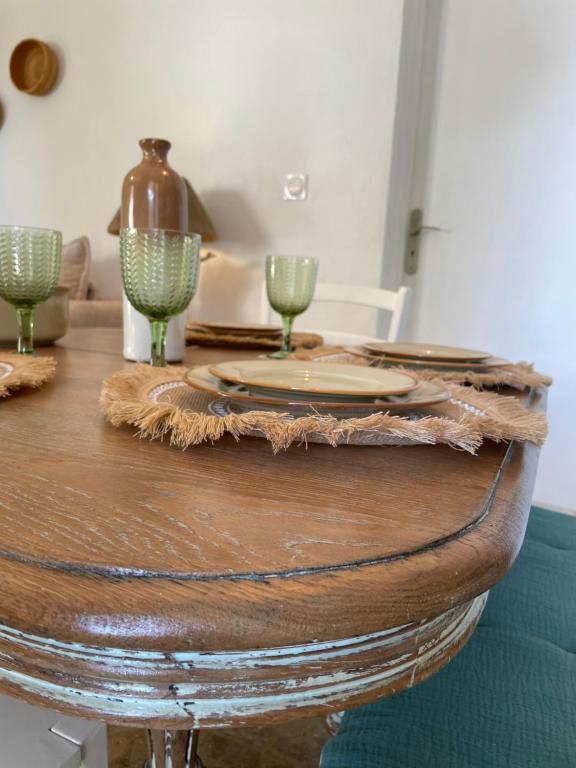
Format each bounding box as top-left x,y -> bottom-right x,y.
348,342 -> 510,371
184,359 -> 449,416
192,321 -> 282,339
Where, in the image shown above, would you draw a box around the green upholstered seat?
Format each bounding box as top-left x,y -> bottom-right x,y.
320,507 -> 576,768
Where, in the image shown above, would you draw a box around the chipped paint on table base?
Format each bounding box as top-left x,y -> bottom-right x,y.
0,593 -> 487,730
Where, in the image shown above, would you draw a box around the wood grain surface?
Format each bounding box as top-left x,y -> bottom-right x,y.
0,329 -> 543,727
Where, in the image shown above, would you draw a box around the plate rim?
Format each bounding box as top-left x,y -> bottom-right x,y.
183,366 -> 449,410
208,359 -> 419,397
347,348 -> 510,370
362,341 -> 492,362
192,321 -> 282,336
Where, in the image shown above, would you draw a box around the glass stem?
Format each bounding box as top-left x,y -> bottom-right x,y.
149,319 -> 168,367
281,315 -> 294,355
16,307 -> 34,355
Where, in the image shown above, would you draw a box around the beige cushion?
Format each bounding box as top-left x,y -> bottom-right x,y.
59,236 -> 91,300
69,299 -> 123,328
0,287 -> 69,345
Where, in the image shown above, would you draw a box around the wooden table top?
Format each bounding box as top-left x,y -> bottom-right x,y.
0,328 -> 542,728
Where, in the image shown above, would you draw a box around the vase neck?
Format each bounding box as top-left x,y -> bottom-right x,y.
139,138 -> 171,163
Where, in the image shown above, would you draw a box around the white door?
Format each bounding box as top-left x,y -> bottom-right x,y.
400,0 -> 576,512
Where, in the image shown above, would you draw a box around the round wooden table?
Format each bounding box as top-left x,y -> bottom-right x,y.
0,329 -> 543,767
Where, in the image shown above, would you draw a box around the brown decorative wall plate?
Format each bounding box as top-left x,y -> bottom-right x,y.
9,39 -> 58,95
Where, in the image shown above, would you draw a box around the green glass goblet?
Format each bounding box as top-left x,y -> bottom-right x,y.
265,255 -> 318,359
0,226 -> 62,354
120,228 -> 201,367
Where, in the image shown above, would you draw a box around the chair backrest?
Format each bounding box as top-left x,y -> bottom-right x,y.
259,282 -> 410,342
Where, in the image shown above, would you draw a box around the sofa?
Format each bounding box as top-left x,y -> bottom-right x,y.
320,506 -> 576,768
60,236 -> 122,328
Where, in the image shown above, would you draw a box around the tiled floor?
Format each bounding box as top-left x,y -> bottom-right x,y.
109,716 -> 330,767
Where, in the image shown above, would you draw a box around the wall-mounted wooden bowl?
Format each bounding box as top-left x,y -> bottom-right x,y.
9,39 -> 58,96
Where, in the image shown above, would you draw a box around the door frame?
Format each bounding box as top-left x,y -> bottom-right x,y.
379,0 -> 444,337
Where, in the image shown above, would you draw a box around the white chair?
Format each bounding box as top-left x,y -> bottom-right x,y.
0,693 -> 107,767
259,282 -> 410,345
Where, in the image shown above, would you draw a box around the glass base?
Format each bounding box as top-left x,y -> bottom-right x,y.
267,349 -> 291,359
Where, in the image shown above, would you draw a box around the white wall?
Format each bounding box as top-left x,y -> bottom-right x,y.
0,0 -> 404,331
408,0 -> 576,511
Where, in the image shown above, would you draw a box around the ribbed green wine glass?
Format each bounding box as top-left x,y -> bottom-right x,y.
0,226 -> 62,354
120,228 -> 201,367
266,255 -> 318,358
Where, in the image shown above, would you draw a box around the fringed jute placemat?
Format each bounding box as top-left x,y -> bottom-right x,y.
0,353 -> 56,398
186,324 -> 323,351
291,346 -> 553,391
100,365 -> 548,454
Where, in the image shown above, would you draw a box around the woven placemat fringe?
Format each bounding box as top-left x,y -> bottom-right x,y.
100,365 -> 546,453
447,383 -> 548,444
292,346 -> 552,390
407,363 -> 552,391
0,354 -> 56,398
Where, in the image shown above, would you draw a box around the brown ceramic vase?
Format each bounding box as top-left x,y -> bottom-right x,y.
120,139 -> 190,364
120,139 -> 188,231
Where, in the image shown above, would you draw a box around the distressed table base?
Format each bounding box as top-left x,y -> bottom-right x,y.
0,594 -> 487,731
147,729 -> 204,768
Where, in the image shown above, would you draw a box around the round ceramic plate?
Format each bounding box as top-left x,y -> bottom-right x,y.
347,348 -> 510,370
184,366 -> 449,411
362,342 -> 491,362
208,360 -> 418,397
194,321 -> 282,336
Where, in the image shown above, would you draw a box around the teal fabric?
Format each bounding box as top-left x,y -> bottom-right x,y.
321,507 -> 576,768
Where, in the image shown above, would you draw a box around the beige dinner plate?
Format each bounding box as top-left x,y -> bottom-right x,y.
347,347 -> 510,370
184,366 -> 449,411
363,342 -> 491,362
208,360 -> 418,397
194,321 -> 282,337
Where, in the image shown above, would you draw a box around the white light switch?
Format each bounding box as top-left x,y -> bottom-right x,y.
283,174 -> 308,201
